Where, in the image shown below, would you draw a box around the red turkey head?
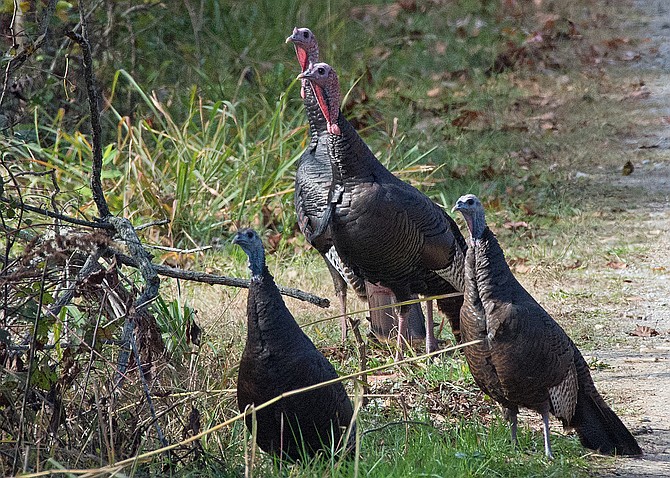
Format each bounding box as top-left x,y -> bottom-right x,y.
285,27 -> 319,72
298,62 -> 341,135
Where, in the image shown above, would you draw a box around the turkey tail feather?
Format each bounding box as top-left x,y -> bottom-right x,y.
570,382 -> 642,456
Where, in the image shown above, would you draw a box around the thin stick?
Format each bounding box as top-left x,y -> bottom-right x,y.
13,264 -> 48,471
65,4 -> 109,220
109,249 -> 330,308
348,318 -> 369,405
0,197 -> 114,230
128,328 -> 168,448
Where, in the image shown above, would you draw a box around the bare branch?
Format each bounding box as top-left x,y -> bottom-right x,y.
109,249 -> 331,308
0,196 -> 114,230
135,219 -> 170,231
65,27 -> 109,220
107,217 -> 160,311
46,249 -> 104,319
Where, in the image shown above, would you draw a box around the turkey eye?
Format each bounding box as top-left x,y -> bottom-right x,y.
466,198 -> 474,205
317,67 -> 325,75
303,31 -> 309,38
246,231 -> 253,238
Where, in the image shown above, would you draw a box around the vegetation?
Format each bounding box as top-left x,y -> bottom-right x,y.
0,0 -> 647,476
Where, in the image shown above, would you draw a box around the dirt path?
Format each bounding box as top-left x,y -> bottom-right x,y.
589,0 -> 670,475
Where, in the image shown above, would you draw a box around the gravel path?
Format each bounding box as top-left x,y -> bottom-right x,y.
591,0 -> 670,475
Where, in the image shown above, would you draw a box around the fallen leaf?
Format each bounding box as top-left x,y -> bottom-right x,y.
606,261 -> 627,269
427,87 -> 442,98
508,258 -> 531,273
529,111 -> 556,121
451,110 -> 482,128
622,160 -> 634,176
624,86 -> 651,100
375,88 -> 391,100
503,221 -> 529,230
620,50 -> 641,61
651,266 -> 666,272
629,325 -> 659,337
398,0 -> 417,12
479,164 -> 496,179
604,37 -> 630,50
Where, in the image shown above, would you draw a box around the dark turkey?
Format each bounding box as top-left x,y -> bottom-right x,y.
453,194 -> 642,458
298,62 -> 466,359
233,228 -> 355,461
286,27 -> 426,345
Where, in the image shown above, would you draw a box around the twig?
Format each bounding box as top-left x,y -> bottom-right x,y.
0,0 -> 58,108
128,325 -> 169,448
13,264 -> 48,470
64,14 -> 108,219
144,244 -> 213,254
135,219 -> 169,231
108,248 -> 330,308
107,218 -> 160,310
0,197 -> 114,230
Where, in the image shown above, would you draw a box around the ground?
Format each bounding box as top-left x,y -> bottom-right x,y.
578,0 -> 670,475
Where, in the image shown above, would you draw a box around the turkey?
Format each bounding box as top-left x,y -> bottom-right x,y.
286,27 -> 427,345
453,194 -> 642,458
233,228 -> 355,461
298,62 -> 466,359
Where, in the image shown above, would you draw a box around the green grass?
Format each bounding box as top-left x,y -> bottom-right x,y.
168,412 -> 591,478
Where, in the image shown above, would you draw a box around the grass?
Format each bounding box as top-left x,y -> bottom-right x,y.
0,0 -> 655,475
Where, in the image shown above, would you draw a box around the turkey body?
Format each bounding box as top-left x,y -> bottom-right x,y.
299,62 -> 466,357
234,229 -> 354,461
454,194 -> 641,457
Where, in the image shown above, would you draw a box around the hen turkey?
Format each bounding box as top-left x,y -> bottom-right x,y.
453,194 -> 641,458
233,228 -> 355,460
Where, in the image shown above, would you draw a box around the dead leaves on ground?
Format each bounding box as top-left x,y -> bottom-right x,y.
493,7 -> 648,75
629,325 -> 660,337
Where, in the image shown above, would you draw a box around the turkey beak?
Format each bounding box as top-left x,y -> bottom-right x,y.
285,27 -> 298,43
451,202 -> 462,213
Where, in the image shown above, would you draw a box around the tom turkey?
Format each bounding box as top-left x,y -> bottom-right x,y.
298,62 -> 466,359
286,27 -> 426,345
233,228 -> 355,460
453,194 -> 642,458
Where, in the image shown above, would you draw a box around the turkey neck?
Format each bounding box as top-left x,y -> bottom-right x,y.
246,267 -> 305,346
327,114 -> 382,182
303,81 -> 328,145
470,228 -> 516,308
462,246 -> 486,335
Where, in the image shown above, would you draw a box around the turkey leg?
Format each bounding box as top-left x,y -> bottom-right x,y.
541,411 -> 554,459
425,300 -> 438,353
